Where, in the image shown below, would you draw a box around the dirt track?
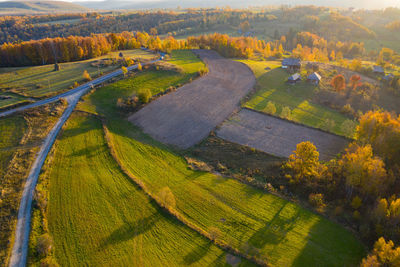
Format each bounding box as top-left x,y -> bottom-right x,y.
217,109 -> 349,161
129,50 -> 256,148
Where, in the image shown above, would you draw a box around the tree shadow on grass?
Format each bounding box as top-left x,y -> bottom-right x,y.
248,202 -> 308,249
68,144 -> 102,158
183,241 -> 212,265
290,217 -> 366,267
99,213 -> 159,249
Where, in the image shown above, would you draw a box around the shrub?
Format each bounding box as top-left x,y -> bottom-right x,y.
121,66 -> 128,76
265,101 -> 276,115
36,234 -> 53,257
198,67 -> 208,76
158,187 -> 176,209
82,70 -> 91,81
309,193 -> 326,210
138,88 -> 152,104
341,119 -> 357,137
351,196 -> 362,210
280,106 -> 291,119
341,103 -> 355,116
208,227 -> 222,240
321,118 -> 335,132
137,63 -> 143,71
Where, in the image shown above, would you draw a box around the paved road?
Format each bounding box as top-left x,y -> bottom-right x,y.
8,57 -> 161,267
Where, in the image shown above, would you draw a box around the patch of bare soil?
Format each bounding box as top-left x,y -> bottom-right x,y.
129,50 -> 256,148
216,109 -> 349,161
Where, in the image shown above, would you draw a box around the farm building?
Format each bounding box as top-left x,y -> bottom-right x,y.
373,65 -> 385,74
288,73 -> 301,84
307,72 -> 322,84
282,58 -> 301,73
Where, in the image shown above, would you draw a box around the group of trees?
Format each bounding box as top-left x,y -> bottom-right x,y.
289,31 -> 366,62
285,110 -> 400,254
187,33 -> 284,59
0,31 -> 185,67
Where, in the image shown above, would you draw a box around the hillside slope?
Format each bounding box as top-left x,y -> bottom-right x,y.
0,1 -> 89,15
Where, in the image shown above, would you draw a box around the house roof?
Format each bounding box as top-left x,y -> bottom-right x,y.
282,58 -> 301,67
288,73 -> 301,81
308,72 -> 321,81
373,65 -> 384,73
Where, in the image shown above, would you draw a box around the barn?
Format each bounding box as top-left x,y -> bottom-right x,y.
288,73 -> 302,84
282,58 -> 301,73
307,72 -> 322,85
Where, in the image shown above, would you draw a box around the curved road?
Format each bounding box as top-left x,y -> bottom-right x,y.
8,56 -> 162,267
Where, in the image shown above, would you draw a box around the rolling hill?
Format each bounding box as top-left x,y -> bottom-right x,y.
78,0 -> 399,10
0,0 -> 89,15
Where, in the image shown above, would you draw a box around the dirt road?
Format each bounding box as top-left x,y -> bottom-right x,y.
217,109 -> 349,161
8,58 -> 161,267
129,50 -> 256,148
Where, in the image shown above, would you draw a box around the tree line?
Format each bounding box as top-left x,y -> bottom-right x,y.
0,31 -> 185,67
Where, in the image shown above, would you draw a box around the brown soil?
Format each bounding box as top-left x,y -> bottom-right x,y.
129,50 -> 256,149
216,109 -> 350,161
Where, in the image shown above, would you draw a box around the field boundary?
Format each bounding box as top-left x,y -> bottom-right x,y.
100,117 -> 268,267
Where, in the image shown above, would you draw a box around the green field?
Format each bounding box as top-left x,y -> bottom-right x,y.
0,49 -> 157,109
32,113 -> 247,266
238,60 -> 351,136
78,50 -> 205,116
0,115 -> 27,177
75,51 -> 366,266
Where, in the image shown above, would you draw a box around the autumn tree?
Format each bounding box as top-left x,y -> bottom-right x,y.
83,70 -> 91,81
361,238 -> 400,267
285,142 -> 324,184
349,75 -> 361,90
339,144 -> 389,198
121,66 -> 128,76
356,111 -> 400,163
331,75 -> 346,92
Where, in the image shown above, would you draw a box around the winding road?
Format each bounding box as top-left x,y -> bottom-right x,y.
7,56 -> 161,267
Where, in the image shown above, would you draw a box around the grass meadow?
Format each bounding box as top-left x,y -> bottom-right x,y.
237,60 -> 351,136
31,113 -> 245,266
0,49 -> 157,109
0,115 -> 26,177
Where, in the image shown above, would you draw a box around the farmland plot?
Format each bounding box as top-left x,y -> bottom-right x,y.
130,49 -> 256,148
217,109 -> 349,160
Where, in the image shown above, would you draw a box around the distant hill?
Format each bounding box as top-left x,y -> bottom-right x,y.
0,0 -> 89,15
78,0 -> 399,10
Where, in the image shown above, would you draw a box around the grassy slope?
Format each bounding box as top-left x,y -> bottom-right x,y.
0,115 -> 26,177
238,60 -> 350,136
79,50 -> 365,266
0,49 -> 156,109
41,113 -> 242,266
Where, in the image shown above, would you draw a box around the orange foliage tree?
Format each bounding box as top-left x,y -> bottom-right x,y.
331,75 -> 346,92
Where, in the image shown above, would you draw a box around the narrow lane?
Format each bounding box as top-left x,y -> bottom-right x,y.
8,57 -> 161,267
